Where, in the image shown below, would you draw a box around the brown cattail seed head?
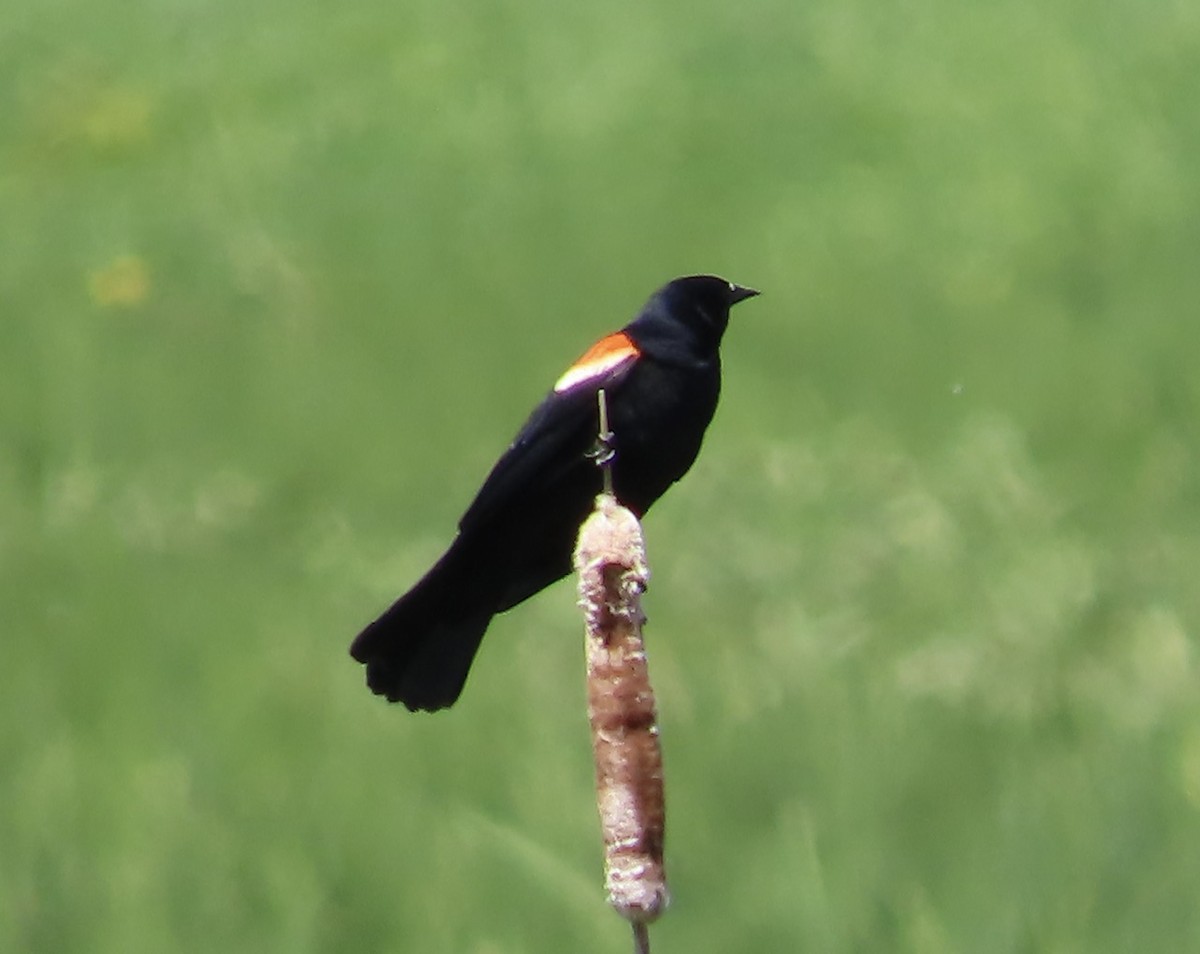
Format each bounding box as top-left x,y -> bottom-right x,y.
574,494 -> 668,924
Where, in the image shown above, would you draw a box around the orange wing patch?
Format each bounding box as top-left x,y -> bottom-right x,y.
553,332 -> 640,393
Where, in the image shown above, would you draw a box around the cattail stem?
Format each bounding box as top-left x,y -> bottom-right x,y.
592,388 -> 616,496
574,492 -> 669,938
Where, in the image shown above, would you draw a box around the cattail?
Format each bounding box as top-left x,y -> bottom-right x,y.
574,492 -> 669,944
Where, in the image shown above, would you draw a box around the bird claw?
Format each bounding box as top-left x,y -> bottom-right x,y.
588,431 -> 617,469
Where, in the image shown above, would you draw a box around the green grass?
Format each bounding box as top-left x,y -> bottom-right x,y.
3,0 -> 1199,950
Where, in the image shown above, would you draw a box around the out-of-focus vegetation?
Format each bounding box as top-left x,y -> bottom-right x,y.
3,0 -> 1198,951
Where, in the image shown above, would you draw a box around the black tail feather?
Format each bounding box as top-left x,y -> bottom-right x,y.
357,611 -> 493,711
349,542 -> 501,711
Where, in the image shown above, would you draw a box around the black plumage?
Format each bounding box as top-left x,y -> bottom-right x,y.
349,275 -> 758,711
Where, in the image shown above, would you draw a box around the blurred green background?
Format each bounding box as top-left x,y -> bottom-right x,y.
3,0 -> 1199,951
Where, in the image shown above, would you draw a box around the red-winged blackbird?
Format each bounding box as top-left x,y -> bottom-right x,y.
350,275 -> 758,711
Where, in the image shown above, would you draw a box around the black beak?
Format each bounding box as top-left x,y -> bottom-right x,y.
729,284 -> 760,305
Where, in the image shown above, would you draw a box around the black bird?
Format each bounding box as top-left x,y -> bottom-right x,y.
350,275 -> 758,711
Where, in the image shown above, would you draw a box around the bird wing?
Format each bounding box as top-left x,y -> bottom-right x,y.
457,333 -> 639,534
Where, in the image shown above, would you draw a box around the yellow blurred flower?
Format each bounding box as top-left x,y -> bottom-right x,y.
88,254 -> 150,308
81,86 -> 153,149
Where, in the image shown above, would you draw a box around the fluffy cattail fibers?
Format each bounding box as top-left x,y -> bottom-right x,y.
575,487 -> 668,953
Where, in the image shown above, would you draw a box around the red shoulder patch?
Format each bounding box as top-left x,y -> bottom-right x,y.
553,331 -> 640,393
